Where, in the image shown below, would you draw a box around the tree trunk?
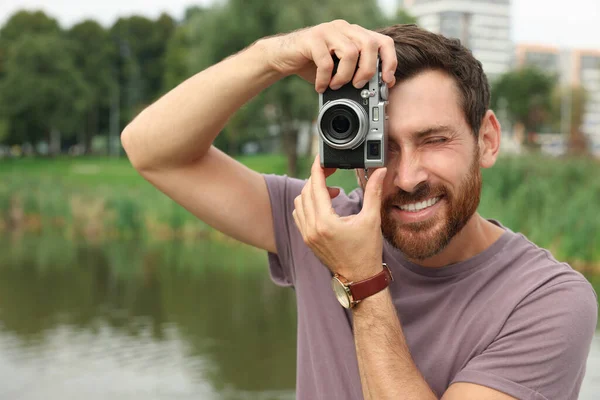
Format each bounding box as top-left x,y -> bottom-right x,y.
49,128 -> 61,156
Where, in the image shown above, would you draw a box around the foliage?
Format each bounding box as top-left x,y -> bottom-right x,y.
492,66 -> 556,144
1,154 -> 599,267
0,33 -> 90,147
550,85 -> 589,154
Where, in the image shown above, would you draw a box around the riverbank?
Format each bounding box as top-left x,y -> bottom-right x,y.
0,154 -> 598,270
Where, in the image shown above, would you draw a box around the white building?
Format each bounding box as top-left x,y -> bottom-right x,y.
399,0 -> 512,81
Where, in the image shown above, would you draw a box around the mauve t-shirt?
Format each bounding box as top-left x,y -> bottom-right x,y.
262,174 -> 598,400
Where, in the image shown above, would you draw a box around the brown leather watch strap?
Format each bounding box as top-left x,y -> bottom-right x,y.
348,264 -> 393,303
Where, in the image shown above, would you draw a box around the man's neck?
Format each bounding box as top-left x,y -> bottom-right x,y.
409,214 -> 506,268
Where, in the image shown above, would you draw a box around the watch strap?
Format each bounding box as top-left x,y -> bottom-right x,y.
349,263 -> 393,302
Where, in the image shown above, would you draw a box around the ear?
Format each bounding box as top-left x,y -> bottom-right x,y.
478,110 -> 501,168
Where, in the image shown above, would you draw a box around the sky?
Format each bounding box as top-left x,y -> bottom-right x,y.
0,0 -> 599,49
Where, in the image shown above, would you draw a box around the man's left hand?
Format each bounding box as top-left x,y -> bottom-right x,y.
292,156 -> 388,281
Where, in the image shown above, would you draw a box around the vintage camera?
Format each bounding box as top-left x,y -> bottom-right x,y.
317,56 -> 389,169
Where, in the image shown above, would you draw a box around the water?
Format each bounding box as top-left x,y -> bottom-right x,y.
0,234 -> 598,399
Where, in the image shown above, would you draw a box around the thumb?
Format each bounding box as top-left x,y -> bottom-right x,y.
361,168 -> 387,218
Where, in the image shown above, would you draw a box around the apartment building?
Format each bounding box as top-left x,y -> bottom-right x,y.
400,0 -> 512,81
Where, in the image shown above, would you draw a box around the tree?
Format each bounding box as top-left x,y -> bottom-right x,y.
175,0 -> 401,175
0,10 -> 65,146
0,34 -> 90,153
491,67 -> 556,146
110,14 -> 176,127
67,20 -> 118,154
0,10 -> 61,78
551,85 -> 589,155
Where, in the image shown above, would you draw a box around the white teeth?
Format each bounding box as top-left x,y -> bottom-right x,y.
399,197 -> 440,212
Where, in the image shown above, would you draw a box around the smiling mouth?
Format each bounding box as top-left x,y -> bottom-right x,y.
395,196 -> 442,213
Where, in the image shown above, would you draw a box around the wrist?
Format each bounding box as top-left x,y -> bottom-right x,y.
253,37 -> 289,79
240,38 -> 286,84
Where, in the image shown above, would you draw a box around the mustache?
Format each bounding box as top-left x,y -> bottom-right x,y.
383,182 -> 447,207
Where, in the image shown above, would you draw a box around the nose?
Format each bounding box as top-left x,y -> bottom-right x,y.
391,148 -> 429,193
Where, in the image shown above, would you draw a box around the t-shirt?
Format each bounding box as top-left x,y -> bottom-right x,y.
263,174 -> 598,400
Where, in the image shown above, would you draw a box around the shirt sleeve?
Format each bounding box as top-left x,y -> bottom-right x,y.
262,174 -> 307,288
451,279 -> 598,400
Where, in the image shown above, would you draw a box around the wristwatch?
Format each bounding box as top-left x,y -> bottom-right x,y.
331,263 -> 394,309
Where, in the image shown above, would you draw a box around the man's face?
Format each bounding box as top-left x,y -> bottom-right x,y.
366,70 -> 482,261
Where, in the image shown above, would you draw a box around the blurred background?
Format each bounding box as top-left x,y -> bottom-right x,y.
0,0 -> 598,399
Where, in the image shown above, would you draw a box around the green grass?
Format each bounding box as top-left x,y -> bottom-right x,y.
0,153 -> 599,267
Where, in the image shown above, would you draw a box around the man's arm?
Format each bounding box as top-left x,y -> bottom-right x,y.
121,42 -> 282,253
352,288 -> 516,400
121,20 -> 398,254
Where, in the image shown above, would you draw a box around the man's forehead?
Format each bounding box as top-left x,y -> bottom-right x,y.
386,70 -> 465,137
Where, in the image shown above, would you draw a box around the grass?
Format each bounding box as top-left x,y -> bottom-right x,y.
0,153 -> 599,268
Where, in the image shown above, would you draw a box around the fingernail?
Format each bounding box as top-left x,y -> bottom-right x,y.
330,83 -> 342,90
386,72 -> 395,83
354,80 -> 368,88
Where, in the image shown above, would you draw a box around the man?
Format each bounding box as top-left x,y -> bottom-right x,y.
121,20 -> 597,399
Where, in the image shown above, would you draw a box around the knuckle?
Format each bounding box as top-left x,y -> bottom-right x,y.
383,35 -> 395,46
332,19 -> 349,27
344,44 -> 359,59
315,222 -> 331,238
294,195 -> 302,208
305,230 -> 318,245
319,56 -> 334,72
365,37 -> 379,51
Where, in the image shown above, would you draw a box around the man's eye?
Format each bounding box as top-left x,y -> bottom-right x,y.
425,138 -> 447,145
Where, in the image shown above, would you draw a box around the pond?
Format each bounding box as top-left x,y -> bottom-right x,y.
0,234 -> 597,399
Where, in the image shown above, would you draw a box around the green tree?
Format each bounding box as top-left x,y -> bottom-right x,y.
0,34 -> 90,153
175,0 -> 406,175
0,10 -> 61,77
551,85 -> 588,155
110,14 -> 176,126
491,67 -> 557,146
67,20 -> 118,154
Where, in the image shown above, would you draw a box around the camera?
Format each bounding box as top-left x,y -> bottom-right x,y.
317,55 -> 389,169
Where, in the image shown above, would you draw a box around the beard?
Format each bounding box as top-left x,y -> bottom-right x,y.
378,150 -> 482,261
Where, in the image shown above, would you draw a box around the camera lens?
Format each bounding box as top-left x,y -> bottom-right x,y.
331,115 -> 350,135
317,99 -> 368,150
321,105 -> 360,143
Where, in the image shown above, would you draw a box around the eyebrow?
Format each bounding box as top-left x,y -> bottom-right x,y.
411,125 -> 456,140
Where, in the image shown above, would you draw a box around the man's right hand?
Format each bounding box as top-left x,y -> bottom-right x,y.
262,20 -> 398,94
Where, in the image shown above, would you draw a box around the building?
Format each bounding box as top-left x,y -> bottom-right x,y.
516,44 -> 600,146
400,0 -> 512,81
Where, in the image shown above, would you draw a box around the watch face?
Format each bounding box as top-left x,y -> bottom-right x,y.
331,277 -> 351,308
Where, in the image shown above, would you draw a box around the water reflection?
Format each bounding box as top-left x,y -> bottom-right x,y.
0,234 -> 296,399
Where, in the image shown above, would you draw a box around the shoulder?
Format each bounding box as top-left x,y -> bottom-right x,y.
495,225 -> 594,299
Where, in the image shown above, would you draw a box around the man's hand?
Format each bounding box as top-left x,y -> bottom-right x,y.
261,19 -> 398,93
292,156 -> 387,281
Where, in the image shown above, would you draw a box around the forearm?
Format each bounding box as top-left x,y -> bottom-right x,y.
121,39 -> 282,171
353,289 -> 438,400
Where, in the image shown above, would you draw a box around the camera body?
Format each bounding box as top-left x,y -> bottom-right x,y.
318,56 -> 389,169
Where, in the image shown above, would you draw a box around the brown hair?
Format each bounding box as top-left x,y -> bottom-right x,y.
376,24 -> 490,136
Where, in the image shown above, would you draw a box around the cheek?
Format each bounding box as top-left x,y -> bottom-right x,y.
420,150 -> 470,189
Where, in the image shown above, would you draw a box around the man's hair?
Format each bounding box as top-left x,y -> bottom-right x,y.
376,24 -> 490,136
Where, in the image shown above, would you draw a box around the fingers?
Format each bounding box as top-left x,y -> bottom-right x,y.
311,21 -> 397,91
311,40 -> 335,93
361,167 -> 387,219
293,195 -> 306,233
301,178 -> 316,229
326,33 -> 359,90
377,34 -> 398,87
310,155 -> 337,217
